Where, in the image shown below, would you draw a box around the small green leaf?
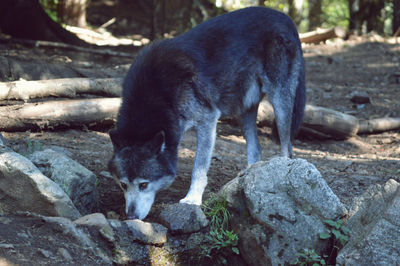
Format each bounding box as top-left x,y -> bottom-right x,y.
339,235 -> 349,245
232,247 -> 240,254
341,226 -> 351,235
332,229 -> 341,239
323,219 -> 337,227
319,233 -> 331,239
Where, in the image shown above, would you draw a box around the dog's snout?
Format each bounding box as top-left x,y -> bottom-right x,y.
127,214 -> 138,220
126,204 -> 138,220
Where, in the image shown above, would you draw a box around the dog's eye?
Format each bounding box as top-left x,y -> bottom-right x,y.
120,182 -> 128,191
139,182 -> 149,191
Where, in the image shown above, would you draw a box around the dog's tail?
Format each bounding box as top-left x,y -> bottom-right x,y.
290,50 -> 306,141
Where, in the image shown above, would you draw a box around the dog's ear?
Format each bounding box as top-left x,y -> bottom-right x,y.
150,131 -> 165,154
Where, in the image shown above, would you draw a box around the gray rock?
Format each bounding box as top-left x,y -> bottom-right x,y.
109,219 -> 167,245
32,214 -> 112,264
159,203 -> 209,233
58,248 -> 73,261
221,157 -> 347,266
74,213 -> 115,242
43,216 -> 95,247
185,232 -> 206,250
0,146 -> 81,219
337,179 -> 400,265
28,149 -> 99,215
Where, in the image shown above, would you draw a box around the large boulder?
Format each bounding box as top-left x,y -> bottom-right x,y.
336,179 -> 400,265
28,149 -> 99,215
0,145 -> 80,219
221,157 -> 347,266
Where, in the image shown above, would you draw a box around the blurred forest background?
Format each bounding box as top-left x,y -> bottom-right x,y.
0,0 -> 399,46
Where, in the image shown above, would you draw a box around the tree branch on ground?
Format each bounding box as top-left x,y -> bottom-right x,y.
0,98 -> 121,132
299,27 -> 346,44
0,78 -> 123,100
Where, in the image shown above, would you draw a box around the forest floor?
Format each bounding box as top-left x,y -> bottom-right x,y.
0,21 -> 400,265
3,34 -> 400,218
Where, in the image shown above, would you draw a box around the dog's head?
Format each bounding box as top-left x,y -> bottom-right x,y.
108,130 -> 176,220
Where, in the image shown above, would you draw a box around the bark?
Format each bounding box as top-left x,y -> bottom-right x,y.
57,0 -> 89,28
299,27 -> 347,44
348,0 -> 385,34
0,78 -> 123,101
358,118 -> 400,134
0,98 -> 121,132
257,100 -> 359,139
302,105 -> 359,139
394,0 -> 400,35
348,0 -> 360,32
0,0 -> 86,46
288,0 -> 303,26
308,0 -> 322,31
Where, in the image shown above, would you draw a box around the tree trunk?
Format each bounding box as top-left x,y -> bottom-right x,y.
393,0 -> 400,35
288,0 -> 304,26
348,0 -> 360,33
308,0 -> 322,30
150,0 -> 156,40
348,0 -> 385,34
364,0 -> 385,34
57,0 -> 89,28
0,0 -> 86,46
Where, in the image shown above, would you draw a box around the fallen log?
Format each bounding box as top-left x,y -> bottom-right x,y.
257,100 -> 359,139
358,118 -> 400,134
0,78 -> 123,100
299,27 -> 346,44
1,96 -> 396,136
302,105 -> 359,139
0,98 -> 121,131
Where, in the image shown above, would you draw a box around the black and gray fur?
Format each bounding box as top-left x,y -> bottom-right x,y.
108,7 -> 306,220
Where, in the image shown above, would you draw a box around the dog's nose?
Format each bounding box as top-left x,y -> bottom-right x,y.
127,214 -> 138,220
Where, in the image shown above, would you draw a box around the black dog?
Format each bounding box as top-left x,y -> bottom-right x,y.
108,7 -> 306,219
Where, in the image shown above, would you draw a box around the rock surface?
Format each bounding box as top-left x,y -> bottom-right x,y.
336,179 -> 400,265
109,219 -> 168,245
28,149 -> 99,215
159,203 -> 209,233
0,145 -> 80,219
222,157 -> 347,266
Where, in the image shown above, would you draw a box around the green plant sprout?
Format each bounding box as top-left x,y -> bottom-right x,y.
200,194 -> 239,264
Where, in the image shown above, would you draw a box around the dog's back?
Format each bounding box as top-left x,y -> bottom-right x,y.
173,7 -> 306,155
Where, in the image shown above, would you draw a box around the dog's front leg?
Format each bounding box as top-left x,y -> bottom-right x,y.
179,117 -> 218,206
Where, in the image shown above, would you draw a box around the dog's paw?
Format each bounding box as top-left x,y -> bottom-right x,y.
179,196 -> 202,206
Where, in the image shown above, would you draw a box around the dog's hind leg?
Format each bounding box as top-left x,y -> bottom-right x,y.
270,92 -> 294,158
242,105 -> 261,165
179,112 -> 220,205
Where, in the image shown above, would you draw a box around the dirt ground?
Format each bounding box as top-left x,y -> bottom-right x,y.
1,8 -> 400,264
2,35 -> 399,219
